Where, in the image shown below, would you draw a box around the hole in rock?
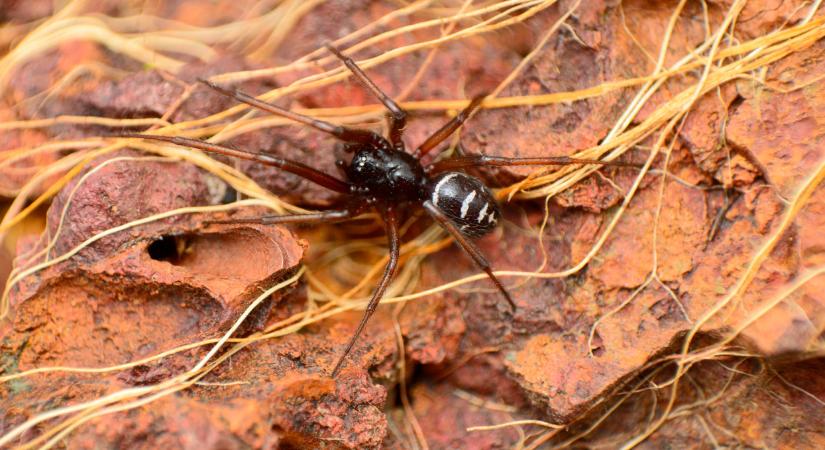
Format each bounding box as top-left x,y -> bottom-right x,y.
146,229 -> 281,282
147,235 -> 188,265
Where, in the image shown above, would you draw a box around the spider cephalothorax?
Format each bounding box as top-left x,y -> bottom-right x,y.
346,146 -> 426,202
121,43 -> 633,376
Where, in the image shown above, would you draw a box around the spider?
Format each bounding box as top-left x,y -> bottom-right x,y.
121,44 -> 633,377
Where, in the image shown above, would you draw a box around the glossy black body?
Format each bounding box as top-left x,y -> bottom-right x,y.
344,138 -> 502,241
346,146 -> 429,203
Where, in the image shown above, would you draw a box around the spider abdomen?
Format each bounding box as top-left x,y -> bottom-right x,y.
428,172 -> 500,237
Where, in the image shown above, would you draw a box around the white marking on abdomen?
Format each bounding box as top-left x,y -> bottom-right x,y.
487,211 -> 497,224
432,173 -> 458,207
460,190 -> 476,218
477,202 -> 489,223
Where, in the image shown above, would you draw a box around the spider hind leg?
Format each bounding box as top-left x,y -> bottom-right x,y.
330,208 -> 401,377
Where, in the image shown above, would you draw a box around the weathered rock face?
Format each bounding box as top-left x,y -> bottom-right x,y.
0,150 -> 396,449
2,0 -> 825,449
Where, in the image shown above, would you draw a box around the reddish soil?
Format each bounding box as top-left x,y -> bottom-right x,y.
1,0 -> 824,449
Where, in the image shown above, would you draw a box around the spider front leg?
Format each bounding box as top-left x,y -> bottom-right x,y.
198,79 -> 385,147
116,133 -> 353,193
204,206 -> 364,226
414,95 -> 486,159
330,207 -> 400,377
426,154 -> 640,173
422,200 -> 516,310
325,44 -> 408,149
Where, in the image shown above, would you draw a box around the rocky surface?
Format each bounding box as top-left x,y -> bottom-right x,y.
2,0 -> 825,449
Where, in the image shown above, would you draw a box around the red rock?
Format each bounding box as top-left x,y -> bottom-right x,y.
680,83 -> 739,177
71,397 -> 273,449
84,71 -> 184,119
0,0 -> 54,22
6,152 -> 305,370
462,0 -> 711,191
726,39 -> 825,198
0,150 -> 395,448
402,382 -> 521,449
712,0 -> 817,40
4,1 -> 825,448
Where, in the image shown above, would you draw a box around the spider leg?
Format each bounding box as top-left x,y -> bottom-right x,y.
117,133 -> 352,194
330,207 -> 400,377
422,200 -> 516,310
199,79 -> 384,146
414,95 -> 486,158
204,207 -> 363,226
426,154 -> 640,173
325,44 -> 408,148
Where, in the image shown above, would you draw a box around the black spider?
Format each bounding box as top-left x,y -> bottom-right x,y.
121,44 -> 632,377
